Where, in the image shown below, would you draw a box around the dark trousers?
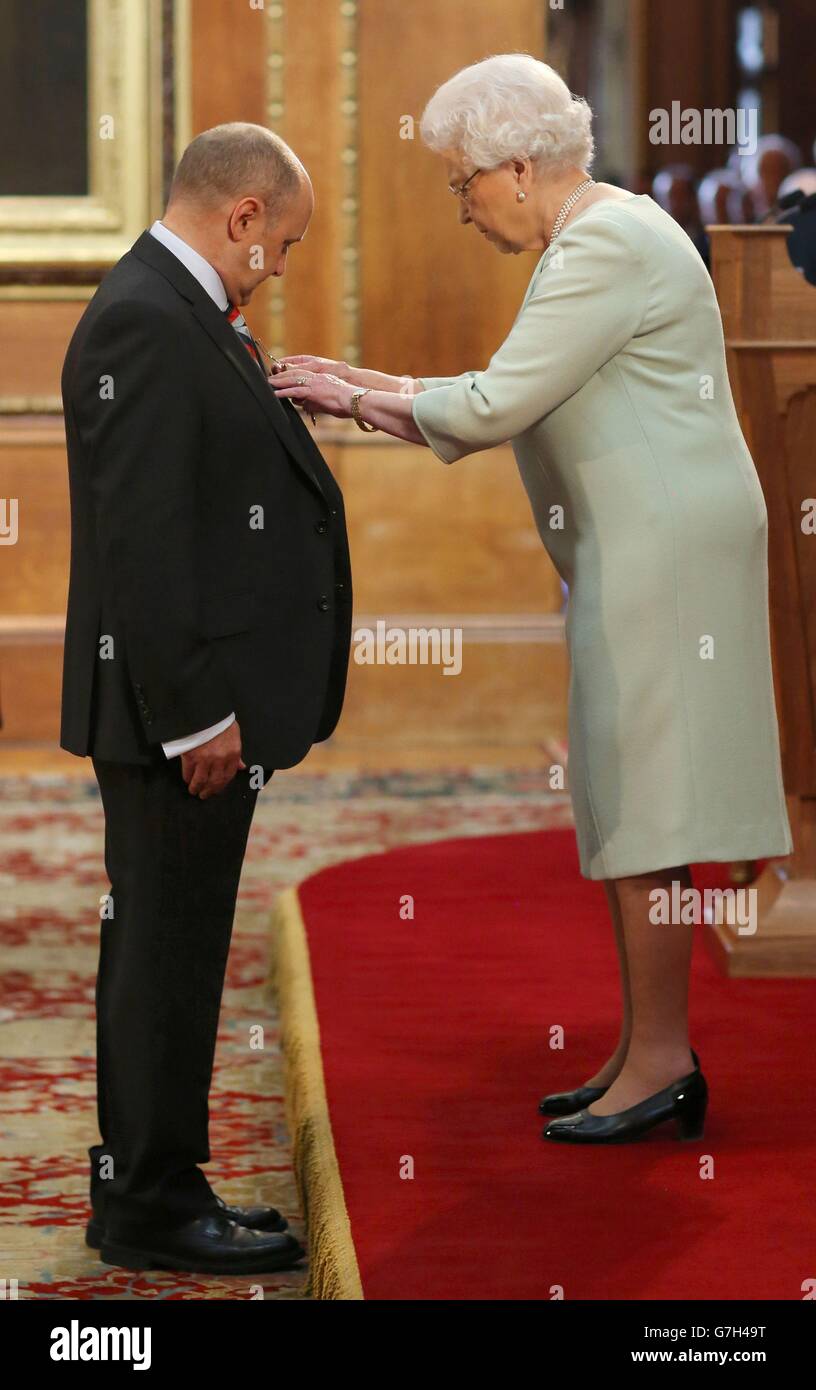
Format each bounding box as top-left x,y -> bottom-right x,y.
90,755 -> 268,1236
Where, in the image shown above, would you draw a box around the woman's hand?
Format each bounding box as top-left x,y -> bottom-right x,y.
271,367 -> 355,420
273,356 -> 423,397
274,373 -> 426,444
270,353 -> 352,380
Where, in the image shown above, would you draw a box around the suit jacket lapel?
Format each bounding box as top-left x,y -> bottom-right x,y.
130,231 -> 329,505
190,296 -> 329,501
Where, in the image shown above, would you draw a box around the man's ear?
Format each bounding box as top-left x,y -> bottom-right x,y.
229,197 -> 263,241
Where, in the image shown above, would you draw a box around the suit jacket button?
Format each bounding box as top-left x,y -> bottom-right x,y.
315,519 -> 328,534
335,581 -> 344,591
317,596 -> 330,611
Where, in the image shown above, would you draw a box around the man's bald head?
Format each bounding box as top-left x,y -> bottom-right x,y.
161,123 -> 314,308
168,122 -> 304,220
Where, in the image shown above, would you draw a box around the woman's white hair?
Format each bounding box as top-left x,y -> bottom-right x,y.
420,53 -> 594,174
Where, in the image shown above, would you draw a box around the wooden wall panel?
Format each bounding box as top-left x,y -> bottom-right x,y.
275,2 -> 347,362
336,640 -> 569,750
0,301 -> 87,409
328,436 -> 562,614
189,0 -> 267,133
357,0 -> 546,377
0,422 -> 66,746
778,0 -> 816,165
633,0 -> 738,178
0,436 -> 69,614
0,643 -> 63,742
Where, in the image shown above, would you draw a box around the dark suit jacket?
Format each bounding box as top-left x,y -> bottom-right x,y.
60,230 -> 352,770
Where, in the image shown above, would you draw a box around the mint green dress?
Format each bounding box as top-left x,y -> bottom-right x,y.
413,194 -> 793,880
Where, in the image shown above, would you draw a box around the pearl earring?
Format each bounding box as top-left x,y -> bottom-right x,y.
517,191 -> 527,201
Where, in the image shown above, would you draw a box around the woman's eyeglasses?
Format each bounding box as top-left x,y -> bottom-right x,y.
448,168 -> 484,201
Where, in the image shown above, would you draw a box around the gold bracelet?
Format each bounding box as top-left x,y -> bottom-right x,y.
350,387 -> 377,432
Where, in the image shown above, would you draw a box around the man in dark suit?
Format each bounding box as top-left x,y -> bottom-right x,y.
60,123 -> 352,1274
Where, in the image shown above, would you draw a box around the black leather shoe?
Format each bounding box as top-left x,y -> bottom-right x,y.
538,1049 -> 699,1117
86,1194 -> 288,1251
539,1082 -> 608,1116
542,1055 -> 707,1145
99,1211 -> 305,1274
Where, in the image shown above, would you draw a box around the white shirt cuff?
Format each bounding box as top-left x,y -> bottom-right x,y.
161,713 -> 236,759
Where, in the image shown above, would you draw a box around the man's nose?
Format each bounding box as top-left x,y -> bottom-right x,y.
458,201 -> 472,225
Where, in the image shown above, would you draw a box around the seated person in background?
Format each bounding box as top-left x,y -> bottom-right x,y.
697,168 -> 745,225
742,134 -> 802,217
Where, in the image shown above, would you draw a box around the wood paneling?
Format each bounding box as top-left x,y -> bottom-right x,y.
707,224 -> 816,972
711,227 -> 816,798
778,1 -> 816,165
189,0 -> 267,133
336,638 -> 568,749
0,435 -> 69,614
0,301 -> 86,407
634,0 -> 738,178
357,0 -> 546,376
327,436 -> 562,613
274,2 -> 347,361
0,642 -> 62,741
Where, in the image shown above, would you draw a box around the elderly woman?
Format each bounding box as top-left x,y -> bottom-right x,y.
272,54 -> 792,1145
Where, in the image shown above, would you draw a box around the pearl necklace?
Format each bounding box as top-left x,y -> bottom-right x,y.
549,178 -> 597,243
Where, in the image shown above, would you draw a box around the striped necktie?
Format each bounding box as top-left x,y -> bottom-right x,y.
225,302 -> 264,372
224,298 -> 318,430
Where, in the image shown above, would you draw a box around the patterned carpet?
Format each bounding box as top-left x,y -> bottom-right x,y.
0,765 -> 570,1300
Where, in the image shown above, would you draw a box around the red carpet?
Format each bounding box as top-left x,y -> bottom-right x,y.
296,829 -> 816,1300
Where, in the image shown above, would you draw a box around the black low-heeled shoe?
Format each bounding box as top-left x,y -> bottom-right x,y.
539,1082 -> 608,1116
542,1054 -> 707,1144
538,1049 -> 699,1118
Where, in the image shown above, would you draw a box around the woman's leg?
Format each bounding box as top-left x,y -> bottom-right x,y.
581,880 -> 632,1087
588,863 -> 696,1115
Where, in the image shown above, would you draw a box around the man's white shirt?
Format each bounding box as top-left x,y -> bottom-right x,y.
148,219 -> 237,760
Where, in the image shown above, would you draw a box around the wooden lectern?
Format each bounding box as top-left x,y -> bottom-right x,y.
707,223 -> 816,976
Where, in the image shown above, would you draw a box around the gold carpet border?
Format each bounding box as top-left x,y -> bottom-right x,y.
271,886 -> 364,1300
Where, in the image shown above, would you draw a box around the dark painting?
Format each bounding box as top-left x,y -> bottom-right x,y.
0,0 -> 88,196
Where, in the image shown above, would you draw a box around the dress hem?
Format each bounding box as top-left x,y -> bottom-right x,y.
581,833 -> 793,881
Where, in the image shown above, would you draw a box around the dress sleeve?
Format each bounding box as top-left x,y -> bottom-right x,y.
416,371 -> 479,391
411,214 -> 647,464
